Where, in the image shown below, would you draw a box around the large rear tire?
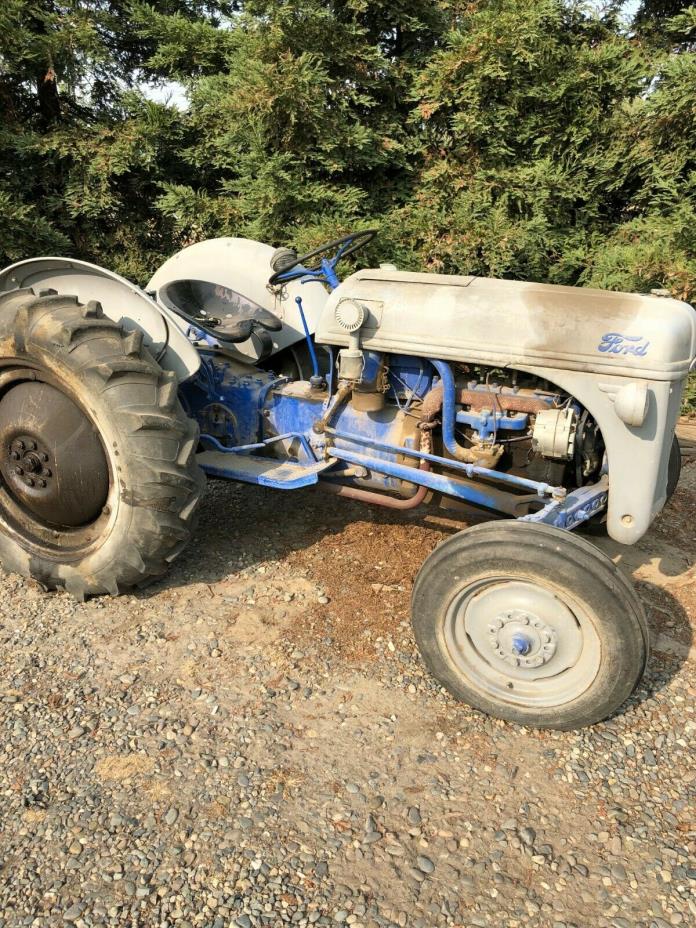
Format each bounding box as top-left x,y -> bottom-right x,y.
0,288 -> 205,597
412,522 -> 649,729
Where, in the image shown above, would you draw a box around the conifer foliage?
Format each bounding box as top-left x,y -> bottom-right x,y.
0,3 -> 694,389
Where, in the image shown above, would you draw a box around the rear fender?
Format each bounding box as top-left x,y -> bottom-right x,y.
0,257 -> 200,382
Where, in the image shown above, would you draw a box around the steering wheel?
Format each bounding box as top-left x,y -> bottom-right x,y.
268,229 -> 378,286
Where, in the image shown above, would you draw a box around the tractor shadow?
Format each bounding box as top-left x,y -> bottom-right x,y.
141,467 -> 694,718
148,462 -> 695,709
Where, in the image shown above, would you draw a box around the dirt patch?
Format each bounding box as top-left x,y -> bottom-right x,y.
94,754 -> 156,781
286,515 -> 453,662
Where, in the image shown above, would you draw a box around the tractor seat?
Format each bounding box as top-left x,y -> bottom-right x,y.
158,279 -> 282,343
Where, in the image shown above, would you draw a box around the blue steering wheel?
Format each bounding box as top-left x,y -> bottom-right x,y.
268,229 -> 378,288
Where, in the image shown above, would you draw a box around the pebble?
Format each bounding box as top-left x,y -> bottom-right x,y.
164,807 -> 178,825
0,480 -> 691,928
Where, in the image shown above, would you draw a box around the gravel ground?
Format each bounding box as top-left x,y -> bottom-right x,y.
0,436 -> 694,928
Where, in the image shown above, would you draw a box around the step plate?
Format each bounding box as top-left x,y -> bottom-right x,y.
196,450 -> 330,490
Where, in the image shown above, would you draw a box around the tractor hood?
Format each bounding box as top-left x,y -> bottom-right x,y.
317,269 -> 696,381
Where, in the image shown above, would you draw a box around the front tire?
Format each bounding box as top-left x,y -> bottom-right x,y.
0,288 -> 205,598
412,522 -> 648,729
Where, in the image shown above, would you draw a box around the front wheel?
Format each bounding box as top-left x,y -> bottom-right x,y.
412,522 -> 648,729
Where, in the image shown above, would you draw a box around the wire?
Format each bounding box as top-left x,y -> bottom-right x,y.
155,314 -> 170,364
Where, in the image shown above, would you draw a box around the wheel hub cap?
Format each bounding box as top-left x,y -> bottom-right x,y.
0,381 -> 109,528
443,578 -> 601,708
487,609 -> 558,668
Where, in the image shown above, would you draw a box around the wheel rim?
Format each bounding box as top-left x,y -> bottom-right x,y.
0,373 -> 111,553
443,577 -> 601,708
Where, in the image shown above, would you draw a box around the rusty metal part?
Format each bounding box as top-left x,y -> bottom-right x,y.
419,382 -> 503,468
313,381 -> 353,434
321,421 -> 432,510
420,382 -> 443,428
457,387 -> 553,414
321,462 -> 430,509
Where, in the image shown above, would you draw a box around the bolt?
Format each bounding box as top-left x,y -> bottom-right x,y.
15,440 -> 25,451
511,633 -> 533,656
25,477 -> 34,487
26,440 -> 36,451
40,452 -> 49,463
38,479 -> 46,488
43,468 -> 51,477
14,466 -> 23,475
9,450 -> 19,460
102,505 -> 111,516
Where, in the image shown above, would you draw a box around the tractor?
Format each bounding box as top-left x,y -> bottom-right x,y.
0,231 -> 693,729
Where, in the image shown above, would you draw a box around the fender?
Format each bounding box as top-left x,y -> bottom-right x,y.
0,257 -> 201,382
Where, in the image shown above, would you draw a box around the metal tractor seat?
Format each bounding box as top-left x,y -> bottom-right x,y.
158,279 -> 282,343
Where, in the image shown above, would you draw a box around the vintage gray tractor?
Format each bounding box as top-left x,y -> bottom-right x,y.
0,231 -> 693,729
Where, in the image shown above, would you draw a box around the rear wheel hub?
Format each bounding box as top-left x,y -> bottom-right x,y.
0,381 -> 109,528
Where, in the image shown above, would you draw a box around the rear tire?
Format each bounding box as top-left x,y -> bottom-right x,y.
412,522 -> 648,729
0,288 -> 205,597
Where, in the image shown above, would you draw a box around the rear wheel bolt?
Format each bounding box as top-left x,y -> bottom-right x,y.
9,450 -> 19,460
25,477 -> 34,487
40,452 -> 49,462
14,466 -> 23,475
38,479 -> 46,488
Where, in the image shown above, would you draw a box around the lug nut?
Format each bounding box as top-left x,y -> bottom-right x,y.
9,450 -> 19,460
38,479 -> 46,488
40,452 -> 49,462
14,466 -> 23,475
43,468 -> 52,477
25,477 -> 34,487
26,440 -> 36,451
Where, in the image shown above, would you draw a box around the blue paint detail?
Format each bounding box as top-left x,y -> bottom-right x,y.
597,333 -> 650,357
180,351 -> 280,447
199,453 -> 329,489
456,408 -> 528,441
326,428 -> 558,496
273,252 -> 342,291
294,295 -> 322,382
329,445 -> 525,511
200,431 -> 317,462
361,350 -> 384,389
522,479 -> 608,529
318,256 -> 341,290
428,359 -> 467,460
183,349 -> 580,524
264,385 -> 413,492
511,634 -> 532,656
